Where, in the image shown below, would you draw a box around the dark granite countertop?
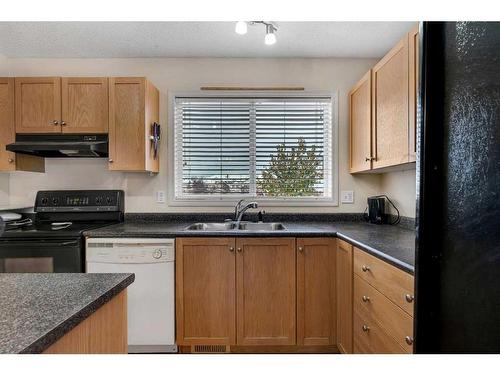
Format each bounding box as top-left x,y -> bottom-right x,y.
0,273 -> 134,354
84,214 -> 415,274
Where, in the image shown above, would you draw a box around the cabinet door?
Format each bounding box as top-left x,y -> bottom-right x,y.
0,78 -> 16,171
408,24 -> 419,163
61,77 -> 108,133
236,237 -> 296,345
176,237 -> 236,346
349,71 -> 372,173
372,37 -> 410,169
336,239 -> 353,353
297,238 -> 336,346
0,78 -> 44,172
15,77 -> 61,133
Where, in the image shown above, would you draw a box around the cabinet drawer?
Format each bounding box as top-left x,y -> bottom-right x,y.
353,248 -> 414,316
353,306 -> 406,354
354,274 -> 413,352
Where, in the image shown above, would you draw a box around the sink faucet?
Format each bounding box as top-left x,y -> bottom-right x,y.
234,200 -> 259,228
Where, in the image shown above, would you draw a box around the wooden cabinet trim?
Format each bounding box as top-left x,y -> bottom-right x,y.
336,239 -> 353,353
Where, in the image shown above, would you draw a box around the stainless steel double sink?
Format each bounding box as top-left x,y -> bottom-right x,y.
184,222 -> 286,231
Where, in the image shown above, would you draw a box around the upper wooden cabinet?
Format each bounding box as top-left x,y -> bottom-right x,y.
236,237 -> 296,346
408,25 -> 419,163
372,36 -> 409,169
349,71 -> 373,173
61,77 -> 108,133
297,238 -> 336,346
0,78 -> 44,172
336,239 -> 353,354
350,25 -> 419,173
15,77 -> 62,133
15,77 -> 109,134
108,77 -> 159,172
176,237 -> 236,346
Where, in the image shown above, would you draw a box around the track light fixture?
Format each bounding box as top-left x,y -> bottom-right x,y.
234,21 -> 278,45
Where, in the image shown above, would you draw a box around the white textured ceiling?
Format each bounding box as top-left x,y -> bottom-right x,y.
0,22 -> 415,59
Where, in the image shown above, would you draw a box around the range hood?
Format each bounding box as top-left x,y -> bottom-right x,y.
6,134 -> 108,158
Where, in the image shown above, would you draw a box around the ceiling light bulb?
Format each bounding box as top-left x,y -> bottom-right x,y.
264,31 -> 276,45
264,24 -> 277,45
235,21 -> 248,35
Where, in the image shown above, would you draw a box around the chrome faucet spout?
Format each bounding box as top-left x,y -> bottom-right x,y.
235,201 -> 259,228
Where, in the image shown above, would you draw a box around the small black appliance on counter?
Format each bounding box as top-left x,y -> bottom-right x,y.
365,195 -> 400,225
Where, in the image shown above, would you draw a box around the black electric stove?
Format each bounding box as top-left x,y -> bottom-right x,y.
0,190 -> 124,273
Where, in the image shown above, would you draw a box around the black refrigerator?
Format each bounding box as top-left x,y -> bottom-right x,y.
415,22 -> 500,353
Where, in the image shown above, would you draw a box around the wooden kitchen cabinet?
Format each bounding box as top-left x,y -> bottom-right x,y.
353,247 -> 414,354
297,237 -> 336,346
108,77 -> 160,172
176,237 -> 236,346
61,77 -> 109,133
336,239 -> 353,353
408,24 -> 419,163
349,71 -> 372,173
0,78 -> 44,172
236,237 -> 296,346
372,36 -> 409,169
15,77 -> 62,133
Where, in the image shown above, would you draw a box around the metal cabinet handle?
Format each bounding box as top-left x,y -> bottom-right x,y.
362,265 -> 370,272
365,157 -> 376,162
405,294 -> 415,303
61,121 -> 67,126
405,336 -> 414,345
108,159 -> 113,163
229,246 -> 235,252
298,246 -> 304,252
362,295 -> 370,302
52,120 -> 59,125
237,247 -> 242,253
8,158 -> 14,163
362,325 -> 370,332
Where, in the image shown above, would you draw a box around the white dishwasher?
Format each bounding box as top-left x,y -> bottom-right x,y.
86,238 -> 176,353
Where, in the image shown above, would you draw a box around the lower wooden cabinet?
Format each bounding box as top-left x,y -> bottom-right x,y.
176,236 -> 336,351
297,237 -> 336,346
336,239 -> 353,353
353,247 -> 414,354
236,237 -> 296,345
175,237 -> 236,346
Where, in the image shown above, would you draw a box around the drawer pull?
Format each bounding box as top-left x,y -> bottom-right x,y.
362,265 -> 370,272
405,294 -> 415,303
362,325 -> 370,332
229,246 -> 235,252
298,246 -> 304,252
362,295 -> 371,302
237,247 -> 242,253
405,336 -> 414,345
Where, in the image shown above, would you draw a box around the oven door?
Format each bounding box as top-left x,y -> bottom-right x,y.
0,238 -> 83,273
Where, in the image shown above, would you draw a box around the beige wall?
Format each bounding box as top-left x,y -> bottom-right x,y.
380,169 -> 416,218
0,57 -> 414,215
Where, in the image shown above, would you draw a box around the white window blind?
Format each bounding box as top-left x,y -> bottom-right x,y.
174,96 -> 333,201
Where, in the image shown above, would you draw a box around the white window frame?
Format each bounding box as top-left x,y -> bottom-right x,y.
167,91 -> 339,207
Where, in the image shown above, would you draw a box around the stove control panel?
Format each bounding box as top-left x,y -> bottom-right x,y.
35,190 -> 125,212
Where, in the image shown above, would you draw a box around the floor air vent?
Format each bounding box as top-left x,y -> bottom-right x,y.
192,345 -> 229,353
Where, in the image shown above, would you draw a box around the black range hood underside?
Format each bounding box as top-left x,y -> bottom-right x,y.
6,134 -> 109,158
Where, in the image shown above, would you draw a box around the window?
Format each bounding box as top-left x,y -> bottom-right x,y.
173,95 -> 336,204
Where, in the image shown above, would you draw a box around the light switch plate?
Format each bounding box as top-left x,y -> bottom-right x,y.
156,190 -> 166,203
341,190 -> 354,204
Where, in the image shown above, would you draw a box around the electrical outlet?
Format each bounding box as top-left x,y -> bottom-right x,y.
341,190 -> 354,204
156,190 -> 166,204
